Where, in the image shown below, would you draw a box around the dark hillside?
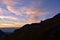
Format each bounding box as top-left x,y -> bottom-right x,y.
3,13 -> 60,40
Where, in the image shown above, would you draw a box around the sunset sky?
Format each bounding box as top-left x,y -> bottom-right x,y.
0,0 -> 60,28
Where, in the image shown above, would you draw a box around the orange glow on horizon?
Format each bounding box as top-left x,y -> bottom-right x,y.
0,22 -> 26,28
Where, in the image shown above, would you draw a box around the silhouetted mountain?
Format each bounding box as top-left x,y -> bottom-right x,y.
0,30 -> 5,40
3,13 -> 60,40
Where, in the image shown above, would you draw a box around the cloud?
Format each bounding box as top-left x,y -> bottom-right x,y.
27,15 -> 41,23
0,22 -> 24,28
6,6 -> 44,23
2,0 -> 18,6
1,0 -> 46,24
7,6 -> 22,15
0,16 -> 28,28
2,0 -> 44,16
0,8 -> 4,15
7,6 -> 40,16
0,7 -> 11,16
21,7 -> 44,15
19,7 -> 44,23
2,0 -> 20,15
0,16 -> 19,21
6,6 -> 44,16
29,0 -> 42,8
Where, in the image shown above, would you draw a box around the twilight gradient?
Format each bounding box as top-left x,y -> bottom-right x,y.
0,0 -> 60,28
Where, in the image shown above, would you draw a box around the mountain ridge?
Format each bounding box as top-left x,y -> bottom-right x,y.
3,13 -> 60,40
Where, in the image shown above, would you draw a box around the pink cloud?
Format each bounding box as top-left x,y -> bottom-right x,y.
6,6 -> 44,23
0,8 -> 4,15
21,7 -> 44,15
1,0 -> 46,24
27,15 -> 41,23
2,0 -> 21,15
2,0 -> 45,16
19,7 -> 44,23
2,0 -> 44,16
7,6 -> 22,15
2,0 -> 18,6
7,6 -> 44,16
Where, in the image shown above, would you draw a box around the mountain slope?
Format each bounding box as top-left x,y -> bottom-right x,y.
0,30 -> 5,40
3,13 -> 60,40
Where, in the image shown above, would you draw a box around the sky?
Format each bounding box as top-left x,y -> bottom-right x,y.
0,0 -> 60,28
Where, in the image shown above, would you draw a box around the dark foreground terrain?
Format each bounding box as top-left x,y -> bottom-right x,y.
0,13 -> 60,40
